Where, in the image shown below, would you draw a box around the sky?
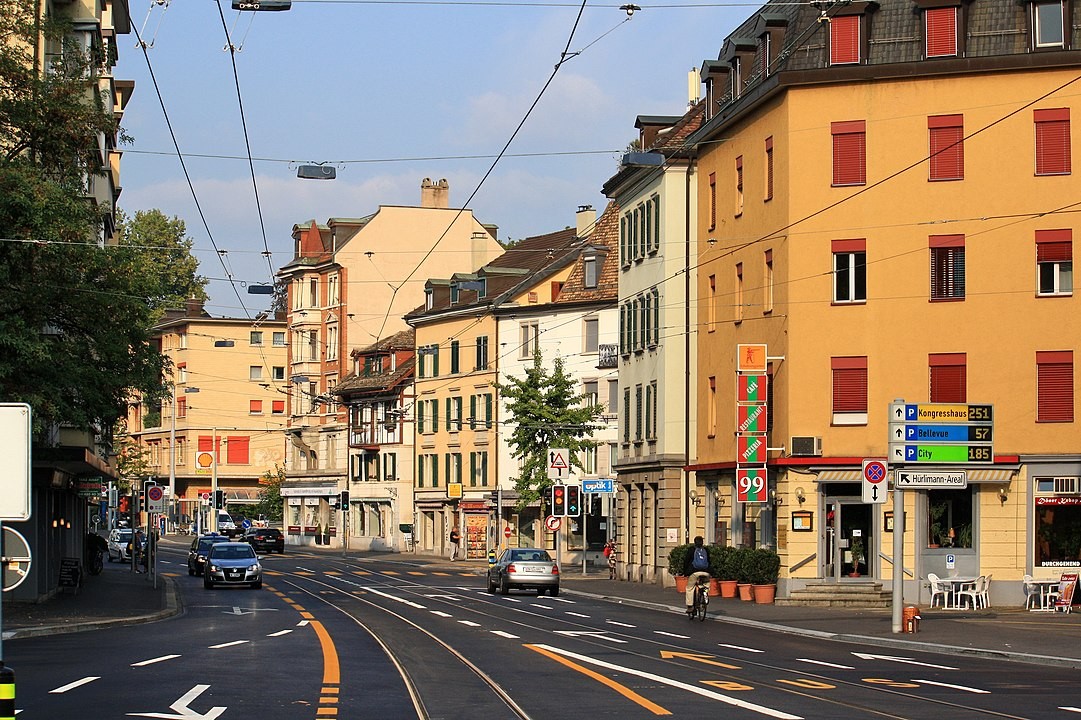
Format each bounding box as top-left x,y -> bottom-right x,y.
115,0 -> 753,318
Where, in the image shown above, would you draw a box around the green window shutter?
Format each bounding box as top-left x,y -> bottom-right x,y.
485,394 -> 493,428
446,398 -> 452,428
432,455 -> 439,487
451,341 -> 460,374
456,454 -> 463,483
432,348 -> 439,377
418,455 -> 425,487
418,352 -> 425,378
470,453 -> 476,487
418,403 -> 425,434
445,454 -> 451,485
432,398 -> 439,432
469,395 -> 477,429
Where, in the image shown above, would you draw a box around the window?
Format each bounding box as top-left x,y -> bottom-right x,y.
272,331 -> 286,347
623,388 -> 631,443
449,283 -> 460,305
328,273 -> 339,305
832,121 -> 866,186
583,255 -> 598,289
583,317 -> 599,353
425,289 -> 434,311
177,396 -> 187,419
709,172 -> 717,230
764,137 -> 774,201
647,381 -> 658,440
650,288 -> 660,346
649,195 -> 661,254
735,155 -> 744,217
1037,229 -> 1073,296
620,216 -> 630,267
929,353 -> 967,403
1035,108 -> 1071,175
925,7 -> 958,57
930,235 -> 965,301
832,356 -> 868,425
384,453 -> 397,481
272,366 -> 285,381
634,385 -> 643,441
707,376 -> 717,438
249,366 -> 262,381
583,380 -> 599,409
450,341 -> 460,374
309,278 -> 318,308
470,451 -> 488,486
581,446 -> 597,475
250,331 -> 263,346
249,400 -> 262,415
447,453 -> 463,485
833,239 -> 867,303
735,263 -> 744,324
1033,0 -> 1065,47
448,396 -> 463,431
327,324 -> 338,361
829,15 -> 860,64
929,114 -> 964,181
927,488 -> 973,548
551,281 -> 564,301
520,322 -> 539,359
272,400 -> 285,415
1038,351 -> 1074,422
707,274 -> 717,332
475,335 -> 489,370
764,249 -> 774,313
607,379 -> 618,414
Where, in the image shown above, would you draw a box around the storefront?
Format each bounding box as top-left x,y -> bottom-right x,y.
1030,465 -> 1081,578
282,485 -> 338,546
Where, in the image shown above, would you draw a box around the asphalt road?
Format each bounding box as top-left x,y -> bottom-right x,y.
10,546 -> 1081,719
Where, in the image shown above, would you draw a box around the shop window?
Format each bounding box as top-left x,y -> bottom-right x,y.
927,488 -> 973,548
1035,487 -> 1081,567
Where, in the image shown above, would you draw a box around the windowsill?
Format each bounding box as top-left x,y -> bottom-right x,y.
1035,171 -> 1072,177
832,299 -> 867,306
1037,291 -> 1073,298
929,297 -> 965,303
832,412 -> 868,426
831,182 -> 866,188
928,176 -> 963,182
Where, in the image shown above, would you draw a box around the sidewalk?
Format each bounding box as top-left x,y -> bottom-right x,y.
7,539 -> 1081,669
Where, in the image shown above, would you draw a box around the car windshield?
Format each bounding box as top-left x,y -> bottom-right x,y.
211,546 -> 256,560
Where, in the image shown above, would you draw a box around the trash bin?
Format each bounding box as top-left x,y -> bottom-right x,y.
903,604 -> 921,633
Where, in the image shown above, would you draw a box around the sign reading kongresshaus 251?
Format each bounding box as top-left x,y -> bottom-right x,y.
888,402 -> 993,464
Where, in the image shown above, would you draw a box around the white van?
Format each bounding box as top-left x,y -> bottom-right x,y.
217,512 -> 237,537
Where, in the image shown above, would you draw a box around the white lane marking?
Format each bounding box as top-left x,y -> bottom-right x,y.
549,596 -> 574,603
553,630 -> 627,644
364,585 -> 427,609
430,610 -> 453,617
606,620 -> 635,628
209,640 -> 249,649
530,604 -> 554,610
566,612 -> 590,618
912,679 -> 989,694
719,643 -> 763,653
533,644 -> 802,719
1059,707 -> 1081,713
50,677 -> 100,693
458,620 -> 481,627
503,597 -> 522,603
655,631 -> 690,639
131,655 -> 180,667
267,630 -> 293,637
297,620 -> 309,626
851,652 -> 957,670
491,630 -> 520,639
796,658 -> 854,670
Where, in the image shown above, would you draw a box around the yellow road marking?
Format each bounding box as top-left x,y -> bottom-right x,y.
300,611 -> 314,620
659,650 -> 740,670
526,644 -> 671,715
316,709 -> 337,716
383,570 -> 400,575
432,572 -> 451,576
310,621 -> 340,685
407,571 -> 424,576
352,571 -> 370,576
326,571 -> 341,576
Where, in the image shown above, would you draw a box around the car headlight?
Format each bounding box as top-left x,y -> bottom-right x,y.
209,564 -> 218,572
248,564 -> 260,572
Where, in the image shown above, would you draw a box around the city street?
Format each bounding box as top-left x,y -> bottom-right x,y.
8,542 -> 1081,718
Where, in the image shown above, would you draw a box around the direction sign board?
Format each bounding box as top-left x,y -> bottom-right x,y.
887,401 -> 994,466
890,423 -> 993,443
889,402 -> 993,423
0,403 -> 31,520
862,459 -> 888,504
890,444 -> 993,464
547,447 -> 571,480
582,478 -> 615,494
896,469 -> 968,488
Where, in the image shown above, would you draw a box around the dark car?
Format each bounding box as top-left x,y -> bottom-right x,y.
486,547 -> 560,596
244,527 -> 284,554
203,542 -> 262,589
187,534 -> 231,576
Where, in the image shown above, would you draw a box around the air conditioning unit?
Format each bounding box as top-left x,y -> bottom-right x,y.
790,436 -> 823,457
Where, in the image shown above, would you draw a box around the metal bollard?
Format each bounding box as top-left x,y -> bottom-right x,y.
0,662 -> 15,720
903,604 -> 921,633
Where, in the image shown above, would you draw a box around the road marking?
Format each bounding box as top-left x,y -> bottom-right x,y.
131,655 -> 180,667
851,652 -> 957,670
297,620 -> 310,626
530,604 -> 554,610
912,679 -> 989,694
659,650 -> 740,670
310,621 -> 340,685
363,586 -> 427,609
267,630 -> 293,637
531,644 -> 802,719
430,611 -> 452,617
566,612 -> 590,618
718,643 -> 763,653
209,640 -> 249,649
526,644 -> 671,716
458,620 -> 481,627
491,630 -> 519,639
1059,707 -> 1081,713
127,683 -> 225,720
549,597 -> 574,603
50,677 -> 99,693
796,658 -> 854,670
606,620 -> 635,628
654,631 -> 689,639
553,630 -> 627,644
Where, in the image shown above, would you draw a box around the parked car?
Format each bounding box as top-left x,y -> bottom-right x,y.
187,534 -> 231,576
244,527 -> 284,554
107,528 -> 133,563
486,547 -> 560,596
252,514 -> 270,528
203,542 -> 262,589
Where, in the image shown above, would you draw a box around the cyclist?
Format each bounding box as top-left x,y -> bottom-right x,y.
684,535 -> 711,616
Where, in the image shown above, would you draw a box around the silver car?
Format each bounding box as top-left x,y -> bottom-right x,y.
487,548 -> 560,596
107,528 -> 133,562
203,542 -> 262,589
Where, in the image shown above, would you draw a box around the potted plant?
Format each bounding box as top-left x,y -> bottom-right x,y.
712,545 -> 739,598
667,543 -> 693,592
848,538 -> 864,577
314,524 -> 324,545
747,548 -> 781,603
928,501 -> 946,548
734,547 -> 755,601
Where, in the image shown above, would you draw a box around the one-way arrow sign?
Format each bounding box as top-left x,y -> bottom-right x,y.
127,684 -> 226,719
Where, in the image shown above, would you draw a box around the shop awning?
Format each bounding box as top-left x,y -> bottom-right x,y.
965,468 -> 1017,483
814,470 -> 861,482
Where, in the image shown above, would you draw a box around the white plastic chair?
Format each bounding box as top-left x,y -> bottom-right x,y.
956,575 -> 986,610
981,574 -> 992,609
1022,574 -> 1041,609
928,573 -> 950,608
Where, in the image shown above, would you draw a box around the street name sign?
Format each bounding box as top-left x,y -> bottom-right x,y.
896,470 -> 968,488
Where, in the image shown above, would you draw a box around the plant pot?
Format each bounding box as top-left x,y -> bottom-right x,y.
719,580 -> 739,598
848,572 -> 861,578
738,583 -> 754,601
674,575 -> 688,593
753,584 -> 776,604
314,535 -> 323,545
322,534 -> 330,544
708,578 -> 721,597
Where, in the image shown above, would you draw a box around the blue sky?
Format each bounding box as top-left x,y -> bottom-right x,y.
116,0 -> 752,317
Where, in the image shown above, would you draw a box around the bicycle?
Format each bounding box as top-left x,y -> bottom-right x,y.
85,546 -> 103,576
689,574 -> 709,621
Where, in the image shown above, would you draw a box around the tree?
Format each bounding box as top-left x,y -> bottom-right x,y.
256,464 -> 286,522
497,352 -> 603,509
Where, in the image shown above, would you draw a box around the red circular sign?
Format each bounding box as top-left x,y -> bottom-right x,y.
864,461 -> 887,484
544,515 -> 561,532
504,526 -> 512,538
200,492 -> 211,501
147,486 -> 164,502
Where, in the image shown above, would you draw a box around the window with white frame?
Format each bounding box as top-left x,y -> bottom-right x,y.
833,240 -> 867,303
250,331 -> 263,346
1037,230 -> 1073,296
583,317 -> 599,353
520,321 -> 539,358
272,331 -> 286,347
249,366 -> 262,381
1032,0 -> 1065,47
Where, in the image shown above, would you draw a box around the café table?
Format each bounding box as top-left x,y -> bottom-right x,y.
941,575 -> 979,609
1029,578 -> 1064,611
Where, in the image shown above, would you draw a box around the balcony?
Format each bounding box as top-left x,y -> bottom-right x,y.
597,344 -> 618,369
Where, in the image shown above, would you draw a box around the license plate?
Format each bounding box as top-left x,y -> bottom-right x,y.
522,566 -> 543,573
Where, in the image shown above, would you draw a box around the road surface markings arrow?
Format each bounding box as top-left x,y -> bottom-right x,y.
911,679 -> 988,694
225,606 -> 279,615
660,650 -> 741,669
851,652 -> 957,669
553,630 -> 627,643
131,655 -> 180,667
127,684 -> 225,720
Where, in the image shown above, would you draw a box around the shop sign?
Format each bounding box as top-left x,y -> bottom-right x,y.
1036,497 -> 1081,506
459,501 -> 487,512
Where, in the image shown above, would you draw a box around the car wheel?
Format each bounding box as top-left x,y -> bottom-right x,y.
486,574 -> 497,593
500,575 -> 510,596
537,588 -> 545,596
203,578 -> 213,589
188,565 -> 195,576
550,586 -> 560,597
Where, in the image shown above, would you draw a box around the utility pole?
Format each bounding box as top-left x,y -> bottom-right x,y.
210,427 -> 218,534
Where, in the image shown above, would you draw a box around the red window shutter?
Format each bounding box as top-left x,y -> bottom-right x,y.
177,397 -> 186,418
1036,109 -> 1071,175
830,16 -> 860,64
832,238 -> 867,253
250,400 -> 262,414
929,115 -> 964,181
832,357 -> 868,413
198,435 -> 222,461
226,436 -> 249,465
929,354 -> 967,402
1037,352 -> 1074,422
832,121 -> 866,186
1036,229 -> 1073,262
272,400 -> 285,414
925,7 -> 957,57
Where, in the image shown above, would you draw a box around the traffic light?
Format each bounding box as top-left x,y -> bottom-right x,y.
214,490 -> 225,509
118,495 -> 130,514
340,490 -> 350,508
551,484 -> 566,516
590,495 -> 602,517
566,485 -> 581,516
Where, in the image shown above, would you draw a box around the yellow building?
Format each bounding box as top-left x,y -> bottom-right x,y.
688,0 -> 1081,605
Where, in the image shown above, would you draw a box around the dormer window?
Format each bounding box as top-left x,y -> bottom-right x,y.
425,288 -> 434,310
1032,0 -> 1066,48
925,6 -> 959,58
450,283 -> 460,305
584,255 -> 598,289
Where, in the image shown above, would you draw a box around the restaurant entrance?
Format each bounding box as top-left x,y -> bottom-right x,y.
823,484 -> 873,580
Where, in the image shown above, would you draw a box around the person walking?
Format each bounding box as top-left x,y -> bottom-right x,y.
449,525 -> 461,561
684,536 -> 711,615
604,539 -> 616,580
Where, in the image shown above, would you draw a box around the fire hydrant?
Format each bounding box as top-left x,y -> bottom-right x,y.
903,604 -> 921,633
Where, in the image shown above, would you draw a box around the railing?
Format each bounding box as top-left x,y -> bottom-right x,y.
597,344 -> 618,369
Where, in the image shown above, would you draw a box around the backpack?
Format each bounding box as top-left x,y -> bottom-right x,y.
691,546 -> 709,571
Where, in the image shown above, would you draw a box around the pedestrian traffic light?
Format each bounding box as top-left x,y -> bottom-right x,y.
566,485 -> 581,516
551,484 -> 566,516
340,490 -> 350,508
214,490 -> 225,509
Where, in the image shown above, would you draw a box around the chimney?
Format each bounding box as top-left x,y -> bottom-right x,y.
688,68 -> 701,106
185,297 -> 205,317
420,178 -> 450,209
576,205 -> 596,239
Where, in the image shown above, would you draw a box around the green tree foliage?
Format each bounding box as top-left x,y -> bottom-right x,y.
497,352 -> 602,509
256,464 -> 286,522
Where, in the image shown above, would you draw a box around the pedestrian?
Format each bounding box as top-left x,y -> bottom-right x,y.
449,525 -> 461,561
604,539 -> 616,580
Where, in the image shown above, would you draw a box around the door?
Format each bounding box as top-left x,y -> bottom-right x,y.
823,495 -> 873,580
